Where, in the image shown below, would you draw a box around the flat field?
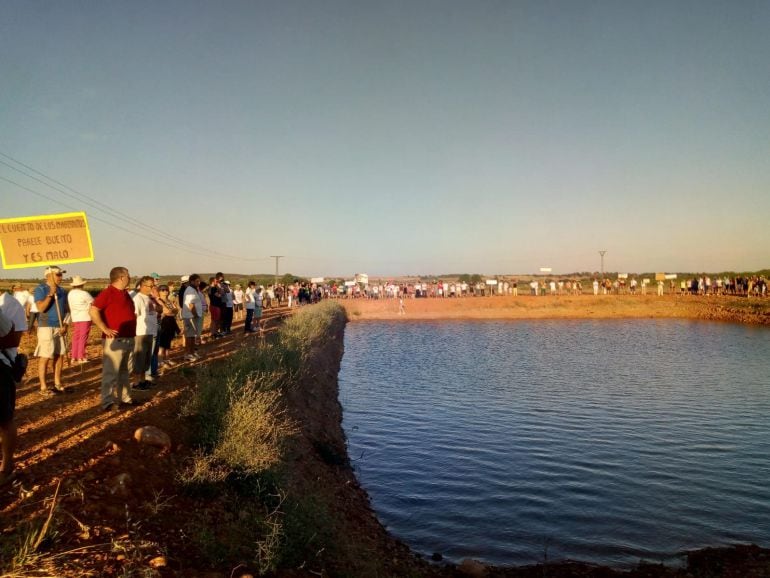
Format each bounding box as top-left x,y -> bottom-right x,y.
340,293 -> 770,324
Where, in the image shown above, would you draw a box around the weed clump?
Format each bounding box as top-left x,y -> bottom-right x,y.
177,301 -> 346,573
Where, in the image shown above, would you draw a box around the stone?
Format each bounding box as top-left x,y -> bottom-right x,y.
149,556 -> 167,568
133,426 -> 172,451
107,473 -> 131,496
458,558 -> 487,577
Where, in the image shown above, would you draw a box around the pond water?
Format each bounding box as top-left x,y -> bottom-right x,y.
338,319 -> 770,568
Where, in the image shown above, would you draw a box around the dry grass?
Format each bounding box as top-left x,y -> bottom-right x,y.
213,385 -> 297,473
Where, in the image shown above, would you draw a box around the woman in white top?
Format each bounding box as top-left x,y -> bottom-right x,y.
233,285 -> 244,320
67,276 -> 93,363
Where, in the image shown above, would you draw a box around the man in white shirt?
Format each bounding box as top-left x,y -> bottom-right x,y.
244,281 -> 256,333
1,290 -> 27,485
181,275 -> 202,361
131,276 -> 158,390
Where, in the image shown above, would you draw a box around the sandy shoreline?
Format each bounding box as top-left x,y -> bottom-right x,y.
340,294 -> 770,325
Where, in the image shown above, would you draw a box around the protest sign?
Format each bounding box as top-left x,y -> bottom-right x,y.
0,212 -> 94,269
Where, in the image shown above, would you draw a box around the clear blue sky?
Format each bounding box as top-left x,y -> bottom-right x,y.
2,1 -> 769,279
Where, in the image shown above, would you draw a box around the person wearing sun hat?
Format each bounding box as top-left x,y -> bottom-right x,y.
33,266 -> 70,396
67,275 -> 93,365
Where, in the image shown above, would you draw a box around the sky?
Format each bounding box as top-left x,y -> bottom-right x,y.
2,0 -> 769,279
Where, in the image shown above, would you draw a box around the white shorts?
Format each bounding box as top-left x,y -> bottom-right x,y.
35,327 -> 67,358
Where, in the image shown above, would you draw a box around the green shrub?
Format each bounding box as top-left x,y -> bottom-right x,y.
177,301 -> 346,571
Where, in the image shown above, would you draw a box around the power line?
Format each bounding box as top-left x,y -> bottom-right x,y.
0,175 -> 243,261
0,151 -> 270,263
0,156 -> 215,254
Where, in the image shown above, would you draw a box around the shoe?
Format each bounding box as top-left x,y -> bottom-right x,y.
103,402 -> 119,413
150,373 -> 161,379
144,380 -> 156,388
40,387 -> 62,397
185,354 -> 196,362
53,384 -> 67,394
133,381 -> 150,391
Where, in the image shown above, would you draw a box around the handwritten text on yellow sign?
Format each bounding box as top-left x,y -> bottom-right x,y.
0,212 -> 94,269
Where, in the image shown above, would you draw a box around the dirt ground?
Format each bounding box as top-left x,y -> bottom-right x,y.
340,293 -> 770,325
1,308 -> 290,576
2,296 -> 769,577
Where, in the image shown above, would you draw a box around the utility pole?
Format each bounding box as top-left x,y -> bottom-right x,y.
598,250 -> 607,278
270,255 -> 284,287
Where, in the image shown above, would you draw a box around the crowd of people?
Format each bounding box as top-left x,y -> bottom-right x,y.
0,266 -> 312,485
323,275 -> 769,299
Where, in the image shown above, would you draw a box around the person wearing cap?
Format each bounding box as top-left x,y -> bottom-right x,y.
67,276 -> 93,365
90,267 -> 137,411
33,266 -> 70,395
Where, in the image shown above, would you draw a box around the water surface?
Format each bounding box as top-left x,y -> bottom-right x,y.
339,319 -> 770,568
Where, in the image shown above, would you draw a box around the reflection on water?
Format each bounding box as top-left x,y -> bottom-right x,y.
339,319 -> 770,568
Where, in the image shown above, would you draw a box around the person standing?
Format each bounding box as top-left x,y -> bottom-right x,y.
11,283 -> 30,319
33,266 -> 69,395
181,274 -> 202,361
156,285 -> 179,368
233,284 -> 244,321
67,276 -> 93,364
254,287 -> 264,335
208,275 -> 224,338
145,283 -> 163,382
244,281 -> 256,333
89,267 -> 137,412
0,298 -> 26,485
131,276 -> 158,390
222,280 -> 234,334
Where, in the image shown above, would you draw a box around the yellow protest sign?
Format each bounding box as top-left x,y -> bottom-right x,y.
0,212 -> 94,269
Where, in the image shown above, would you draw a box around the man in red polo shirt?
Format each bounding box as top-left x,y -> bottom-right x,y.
89,267 -> 137,412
